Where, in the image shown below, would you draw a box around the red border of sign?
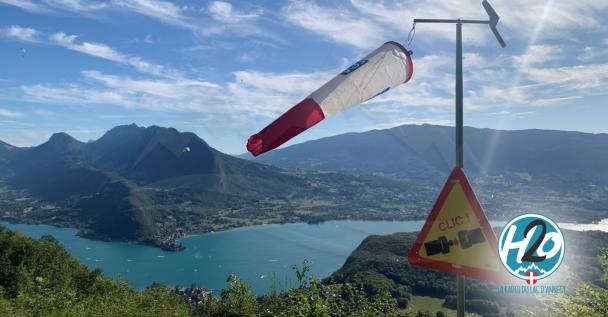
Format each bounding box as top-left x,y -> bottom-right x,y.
407,167 -> 509,283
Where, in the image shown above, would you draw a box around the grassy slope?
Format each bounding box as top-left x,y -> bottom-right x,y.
408,295 -> 456,316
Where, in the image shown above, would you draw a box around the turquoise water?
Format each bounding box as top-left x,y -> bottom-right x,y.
2,219 -> 604,295
0,220 -> 425,295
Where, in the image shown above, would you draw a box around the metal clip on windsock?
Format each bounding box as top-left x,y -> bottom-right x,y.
247,41 -> 414,156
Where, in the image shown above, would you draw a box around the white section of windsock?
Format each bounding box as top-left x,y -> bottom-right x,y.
309,41 -> 413,117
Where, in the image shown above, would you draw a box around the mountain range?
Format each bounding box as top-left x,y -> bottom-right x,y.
249,124 -> 608,184
248,124 -> 608,222
2,123 -> 607,250
0,124 -> 434,250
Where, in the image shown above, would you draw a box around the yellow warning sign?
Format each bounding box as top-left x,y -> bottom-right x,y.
408,168 -> 505,282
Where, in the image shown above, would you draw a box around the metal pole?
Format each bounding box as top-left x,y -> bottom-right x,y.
413,3 -> 506,317
455,21 -> 466,317
456,21 -> 464,169
457,275 -> 465,317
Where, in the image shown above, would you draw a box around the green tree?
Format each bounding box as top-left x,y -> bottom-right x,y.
551,248 -> 608,316
0,226 -> 193,317
220,274 -> 259,316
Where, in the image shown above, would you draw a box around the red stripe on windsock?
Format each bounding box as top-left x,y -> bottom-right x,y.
405,54 -> 414,82
247,98 -> 325,156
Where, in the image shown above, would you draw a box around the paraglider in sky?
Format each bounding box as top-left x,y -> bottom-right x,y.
246,41 -> 413,157
182,147 -> 191,153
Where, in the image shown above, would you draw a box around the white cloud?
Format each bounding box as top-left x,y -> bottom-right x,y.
521,63 -> 608,92
1,0 -> 279,43
227,69 -> 334,117
45,0 -> 107,11
3,1 -> 607,122
231,70 -> 329,97
282,0 -> 387,49
350,0 -> 489,46
0,27 -> 185,80
512,45 -> 563,66
13,54 -> 452,120
1,25 -> 39,42
111,0 -> 277,41
21,83 -> 129,107
498,0 -> 608,37
530,96 -> 583,107
0,108 -> 22,118
281,0 -> 608,49
209,1 -> 262,24
83,69 -> 218,91
15,65 -> 448,130
2,26 -> 226,114
486,110 -> 534,118
21,70 -> 224,114
0,0 -> 49,13
462,57 -> 608,109
1,0 -> 260,36
49,32 -> 125,61
111,0 -> 198,30
577,46 -> 608,63
49,31 -> 183,78
0,0 -> 105,13
13,45 -> 608,129
18,67 -> 332,119
369,45 -> 608,111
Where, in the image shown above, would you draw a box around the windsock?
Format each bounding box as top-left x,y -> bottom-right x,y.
247,41 -> 413,156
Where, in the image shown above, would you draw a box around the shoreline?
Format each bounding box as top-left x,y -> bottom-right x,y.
3,217 -> 608,251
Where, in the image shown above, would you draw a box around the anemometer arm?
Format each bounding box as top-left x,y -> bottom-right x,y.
413,0 -> 506,48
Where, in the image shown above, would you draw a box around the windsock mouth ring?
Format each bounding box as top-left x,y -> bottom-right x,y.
246,133 -> 264,156
385,41 -> 414,83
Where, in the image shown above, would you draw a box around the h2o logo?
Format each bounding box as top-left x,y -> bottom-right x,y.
498,214 -> 564,282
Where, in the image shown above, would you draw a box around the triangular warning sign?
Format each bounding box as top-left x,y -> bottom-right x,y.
408,168 -> 506,282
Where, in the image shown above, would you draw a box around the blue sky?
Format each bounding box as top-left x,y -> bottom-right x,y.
1,0 -> 607,154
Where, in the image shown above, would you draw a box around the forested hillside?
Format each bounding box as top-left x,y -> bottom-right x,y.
325,229 -> 608,316
0,224 -> 443,316
2,224 -> 608,316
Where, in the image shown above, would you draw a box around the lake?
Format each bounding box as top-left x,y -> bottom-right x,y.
1,219 -> 606,295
